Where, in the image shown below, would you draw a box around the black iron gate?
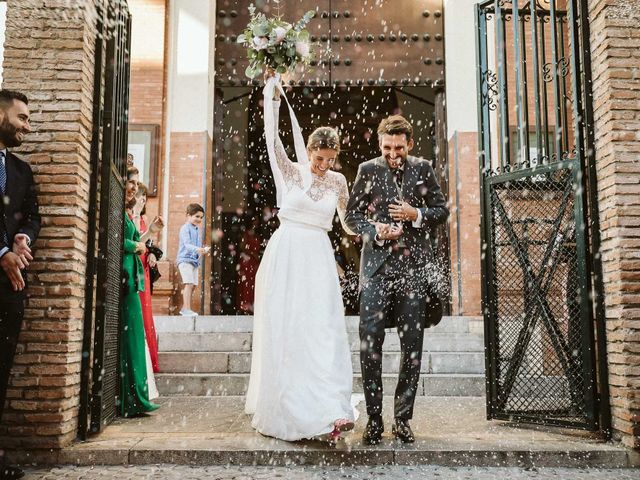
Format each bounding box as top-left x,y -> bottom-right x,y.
476,0 -> 609,431
79,0 -> 132,437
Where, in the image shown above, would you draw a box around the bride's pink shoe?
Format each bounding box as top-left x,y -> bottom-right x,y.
328,419 -> 355,447
334,418 -> 355,432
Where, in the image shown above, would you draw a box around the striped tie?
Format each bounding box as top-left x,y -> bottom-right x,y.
0,151 -> 7,245
0,151 -> 5,194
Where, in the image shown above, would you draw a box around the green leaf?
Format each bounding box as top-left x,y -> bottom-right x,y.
252,23 -> 269,37
245,65 -> 257,79
276,65 -> 287,74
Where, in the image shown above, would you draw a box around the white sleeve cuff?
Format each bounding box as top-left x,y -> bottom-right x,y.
412,208 -> 423,228
14,233 -> 31,246
0,246 -> 9,258
374,234 -> 385,246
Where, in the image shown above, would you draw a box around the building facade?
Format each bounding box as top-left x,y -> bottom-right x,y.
0,0 -> 638,458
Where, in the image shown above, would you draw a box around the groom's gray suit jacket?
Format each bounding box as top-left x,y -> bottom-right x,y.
345,155 -> 449,327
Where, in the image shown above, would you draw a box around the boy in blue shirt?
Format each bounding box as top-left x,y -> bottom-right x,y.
177,203 -> 209,316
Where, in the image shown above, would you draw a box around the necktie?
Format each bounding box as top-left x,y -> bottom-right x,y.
0,151 -> 6,194
0,152 -> 6,245
393,167 -> 403,195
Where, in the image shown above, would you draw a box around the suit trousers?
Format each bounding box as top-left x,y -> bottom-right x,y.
359,248 -> 426,420
0,291 -> 25,422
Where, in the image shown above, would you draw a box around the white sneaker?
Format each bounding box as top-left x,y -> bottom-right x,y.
180,309 -> 197,317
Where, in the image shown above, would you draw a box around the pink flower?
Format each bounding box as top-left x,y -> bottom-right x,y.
295,41 -> 310,58
253,36 -> 269,50
274,26 -> 289,44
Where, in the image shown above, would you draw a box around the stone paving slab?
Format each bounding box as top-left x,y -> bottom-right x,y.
15,396 -> 633,469
19,465 -> 640,480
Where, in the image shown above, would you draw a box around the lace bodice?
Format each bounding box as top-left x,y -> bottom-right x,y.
267,99 -> 353,233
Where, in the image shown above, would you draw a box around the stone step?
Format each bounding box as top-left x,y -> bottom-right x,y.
154,315 -> 484,335
52,397 -> 633,469
155,373 -> 485,397
158,351 -> 485,375
157,331 -> 484,353
158,333 -> 253,352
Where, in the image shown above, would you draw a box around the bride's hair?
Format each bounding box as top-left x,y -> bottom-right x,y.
307,127 -> 340,153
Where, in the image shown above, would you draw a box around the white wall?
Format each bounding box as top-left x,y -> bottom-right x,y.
207,0 -> 216,139
169,0 -> 211,132
444,0 -> 480,138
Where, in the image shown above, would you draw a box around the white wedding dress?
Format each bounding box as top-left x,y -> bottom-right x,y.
244,80 -> 355,441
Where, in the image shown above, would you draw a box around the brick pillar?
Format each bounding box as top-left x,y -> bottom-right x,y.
0,0 -> 98,450
447,132 -> 482,316
589,0 -> 640,450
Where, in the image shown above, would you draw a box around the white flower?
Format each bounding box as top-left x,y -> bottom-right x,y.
274,26 -> 289,44
253,36 -> 269,50
295,41 -> 310,58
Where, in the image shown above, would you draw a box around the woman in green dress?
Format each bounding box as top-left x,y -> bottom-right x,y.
119,165 -> 160,417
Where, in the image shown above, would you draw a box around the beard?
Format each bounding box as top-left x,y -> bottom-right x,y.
0,117 -> 24,148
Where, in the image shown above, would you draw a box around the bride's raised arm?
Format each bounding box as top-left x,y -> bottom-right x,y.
263,73 -> 313,207
336,174 -> 356,236
270,98 -> 302,188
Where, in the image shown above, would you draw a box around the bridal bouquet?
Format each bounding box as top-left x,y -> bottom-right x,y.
237,3 -> 315,79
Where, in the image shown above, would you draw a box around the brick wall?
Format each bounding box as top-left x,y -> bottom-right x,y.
588,0 -> 640,450
447,132 -> 482,316
0,0 -> 97,449
165,131 -> 209,314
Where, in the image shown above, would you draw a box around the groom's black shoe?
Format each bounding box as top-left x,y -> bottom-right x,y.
362,415 -> 384,445
392,418 -> 415,443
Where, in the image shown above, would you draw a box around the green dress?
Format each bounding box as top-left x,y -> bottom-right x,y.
119,213 -> 160,417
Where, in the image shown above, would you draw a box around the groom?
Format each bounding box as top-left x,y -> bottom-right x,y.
345,114 -> 448,445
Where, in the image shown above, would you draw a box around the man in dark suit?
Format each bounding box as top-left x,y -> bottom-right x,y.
345,115 -> 448,445
0,90 -> 40,480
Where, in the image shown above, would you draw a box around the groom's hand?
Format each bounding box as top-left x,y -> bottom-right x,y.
375,222 -> 403,241
385,224 -> 404,240
389,200 -> 418,223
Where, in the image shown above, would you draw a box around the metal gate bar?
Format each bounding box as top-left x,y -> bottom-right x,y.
476,0 -> 607,431
79,0 -> 132,437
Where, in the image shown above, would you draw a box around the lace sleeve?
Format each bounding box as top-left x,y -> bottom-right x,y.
336,174 -> 356,235
272,100 -> 302,189
274,133 -> 302,188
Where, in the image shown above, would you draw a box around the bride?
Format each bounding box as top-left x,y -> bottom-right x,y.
245,72 -> 355,444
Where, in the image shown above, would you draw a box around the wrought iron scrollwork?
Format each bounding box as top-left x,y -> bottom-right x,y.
482,69 -> 500,111
558,57 -> 570,77
534,0 -> 551,11
543,62 -> 554,82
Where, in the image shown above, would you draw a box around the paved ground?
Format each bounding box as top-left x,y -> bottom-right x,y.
20,464 -> 640,479
8,397 -> 634,468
